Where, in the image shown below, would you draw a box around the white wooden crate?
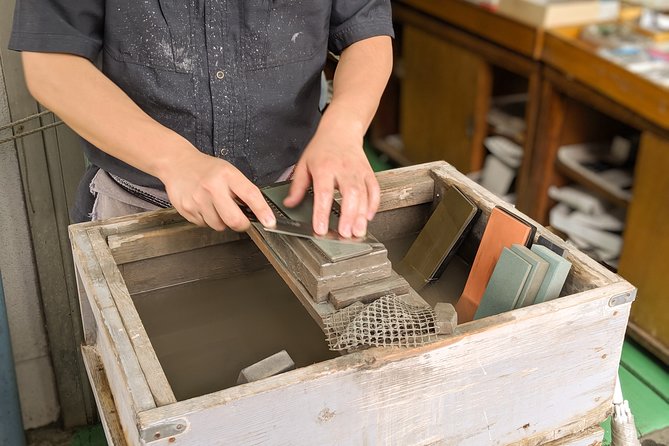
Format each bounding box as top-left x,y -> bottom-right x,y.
69,161 -> 632,445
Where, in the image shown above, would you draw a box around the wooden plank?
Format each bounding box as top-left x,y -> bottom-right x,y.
81,346 -> 128,446
400,25 -> 491,173
289,236 -> 388,278
542,30 -> 669,132
69,227 -> 155,445
247,226 -> 335,329
515,69 -> 543,216
0,0 -> 93,426
542,425 -> 603,446
395,0 -> 542,59
137,281 -> 633,445
255,228 -> 393,303
87,229 -> 177,406
329,272 -> 411,309
620,132 -> 669,365
108,221 -> 244,264
121,239 -> 270,295
372,162 -> 437,212
543,67 -> 669,141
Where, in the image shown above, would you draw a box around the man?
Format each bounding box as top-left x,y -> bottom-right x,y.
10,1 -> 393,238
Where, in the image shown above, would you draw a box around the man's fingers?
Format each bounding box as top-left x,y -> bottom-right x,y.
365,174 -> 381,221
337,176 -> 365,238
284,163 -> 310,208
230,176 -> 276,228
199,203 -> 227,232
212,195 -> 253,232
312,172 -> 335,235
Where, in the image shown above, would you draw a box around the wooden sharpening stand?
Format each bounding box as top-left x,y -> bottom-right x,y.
69,161 -> 635,445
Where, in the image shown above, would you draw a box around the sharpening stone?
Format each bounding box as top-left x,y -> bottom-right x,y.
237,350 -> 296,384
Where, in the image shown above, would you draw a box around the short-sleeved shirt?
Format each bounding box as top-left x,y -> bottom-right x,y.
9,0 -> 394,188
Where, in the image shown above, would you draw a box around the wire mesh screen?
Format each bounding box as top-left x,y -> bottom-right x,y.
324,294 -> 439,351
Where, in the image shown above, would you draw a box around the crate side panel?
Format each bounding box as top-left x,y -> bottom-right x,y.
139,282 -> 631,446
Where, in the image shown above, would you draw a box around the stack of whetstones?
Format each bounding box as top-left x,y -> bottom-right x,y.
259,183 -> 411,310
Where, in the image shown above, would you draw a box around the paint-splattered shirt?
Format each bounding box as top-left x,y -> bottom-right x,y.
9,0 -> 394,188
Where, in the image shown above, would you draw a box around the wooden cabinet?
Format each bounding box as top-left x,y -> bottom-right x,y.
376,1 -> 669,364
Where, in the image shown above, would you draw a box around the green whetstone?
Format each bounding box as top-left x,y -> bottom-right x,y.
398,186 -> 478,290
510,244 -> 549,308
530,244 -> 572,303
262,182 -> 373,262
474,248 -> 531,320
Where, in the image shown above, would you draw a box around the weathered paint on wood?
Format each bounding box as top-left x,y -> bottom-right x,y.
69,161 -> 634,446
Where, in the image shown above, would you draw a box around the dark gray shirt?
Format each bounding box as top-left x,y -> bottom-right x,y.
10,0 -> 394,189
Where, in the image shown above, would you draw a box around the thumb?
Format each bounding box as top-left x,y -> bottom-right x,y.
284,163 -> 310,207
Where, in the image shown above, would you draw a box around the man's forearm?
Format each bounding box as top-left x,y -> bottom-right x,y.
319,36 -> 393,139
21,52 -> 198,181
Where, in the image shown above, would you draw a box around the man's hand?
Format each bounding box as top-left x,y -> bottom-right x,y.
159,151 -> 276,232
283,35 -> 392,238
284,116 -> 379,238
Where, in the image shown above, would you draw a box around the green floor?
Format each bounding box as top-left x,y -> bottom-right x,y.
68,147 -> 669,445
601,340 -> 669,444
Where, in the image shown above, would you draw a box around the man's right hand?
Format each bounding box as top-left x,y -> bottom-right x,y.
159,151 -> 276,232
21,52 -> 274,232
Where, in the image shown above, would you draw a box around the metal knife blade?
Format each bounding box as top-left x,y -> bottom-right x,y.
238,196 -> 375,245
253,220 -> 376,244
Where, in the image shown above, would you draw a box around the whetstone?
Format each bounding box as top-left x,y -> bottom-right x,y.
237,350 -> 296,384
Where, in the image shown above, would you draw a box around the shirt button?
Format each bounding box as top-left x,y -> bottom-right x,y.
215,70 -> 225,80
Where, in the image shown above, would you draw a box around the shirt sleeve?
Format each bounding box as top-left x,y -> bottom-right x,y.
8,0 -> 105,62
328,0 -> 394,55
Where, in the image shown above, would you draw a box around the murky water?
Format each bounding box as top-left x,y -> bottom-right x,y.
132,268 -> 337,401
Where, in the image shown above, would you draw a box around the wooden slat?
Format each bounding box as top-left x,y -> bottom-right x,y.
395,0 -> 542,59
136,281 -> 633,445
121,239 -> 270,295
620,132 -> 669,365
81,346 -> 129,446
543,425 -> 604,446
247,227 -> 335,329
69,228 -> 155,446
393,2 -> 538,75
372,161 -> 437,212
87,229 -> 177,406
108,221 -> 243,265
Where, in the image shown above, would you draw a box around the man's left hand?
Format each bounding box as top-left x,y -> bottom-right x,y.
284,117 -> 380,238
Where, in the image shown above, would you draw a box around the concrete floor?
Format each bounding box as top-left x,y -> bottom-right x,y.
643,427 -> 669,446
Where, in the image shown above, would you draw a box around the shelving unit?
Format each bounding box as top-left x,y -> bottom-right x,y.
372,0 -> 543,208
373,1 -> 669,365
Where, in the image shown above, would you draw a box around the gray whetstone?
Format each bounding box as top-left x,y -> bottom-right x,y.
510,244 -> 549,308
237,350 -> 296,384
262,182 -> 373,262
531,244 -> 572,303
329,273 -> 411,309
474,248 -> 531,320
434,303 -> 457,335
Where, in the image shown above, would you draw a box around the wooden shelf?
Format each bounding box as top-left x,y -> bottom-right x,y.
542,28 -> 669,132
395,0 -> 542,59
554,158 -> 631,210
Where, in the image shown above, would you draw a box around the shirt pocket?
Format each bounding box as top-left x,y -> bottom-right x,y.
104,0 -> 193,73
242,0 -> 330,71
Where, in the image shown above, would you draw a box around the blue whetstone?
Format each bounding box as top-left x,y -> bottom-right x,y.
510,244 -> 549,308
531,244 -> 572,303
475,248 -> 531,320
